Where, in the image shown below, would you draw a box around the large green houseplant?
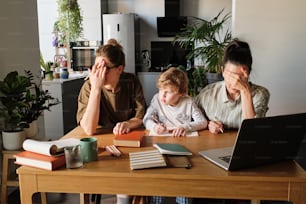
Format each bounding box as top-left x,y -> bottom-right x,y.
0,71 -> 31,132
0,70 -> 60,149
0,71 -> 31,150
174,9 -> 232,86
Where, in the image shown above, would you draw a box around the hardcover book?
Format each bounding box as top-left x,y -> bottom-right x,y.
129,149 -> 167,170
153,143 -> 192,156
14,151 -> 66,170
113,130 -> 144,147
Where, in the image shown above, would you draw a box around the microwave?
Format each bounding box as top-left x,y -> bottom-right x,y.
71,41 -> 102,71
71,47 -> 97,71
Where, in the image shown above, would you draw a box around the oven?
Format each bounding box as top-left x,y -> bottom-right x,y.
71,41 -> 102,71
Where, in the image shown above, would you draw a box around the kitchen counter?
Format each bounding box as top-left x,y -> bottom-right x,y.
42,71 -> 88,84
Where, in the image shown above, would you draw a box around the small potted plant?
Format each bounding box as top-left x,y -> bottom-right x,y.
0,71 -> 31,150
174,9 -> 232,84
40,53 -> 54,80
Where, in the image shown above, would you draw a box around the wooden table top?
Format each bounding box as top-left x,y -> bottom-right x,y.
17,126 -> 306,181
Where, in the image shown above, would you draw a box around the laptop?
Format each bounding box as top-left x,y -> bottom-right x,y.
199,113 -> 306,171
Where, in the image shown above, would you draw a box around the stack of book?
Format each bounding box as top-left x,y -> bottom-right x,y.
129,143 -> 193,170
14,138 -> 80,170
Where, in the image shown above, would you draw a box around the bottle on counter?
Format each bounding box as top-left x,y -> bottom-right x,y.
60,68 -> 69,79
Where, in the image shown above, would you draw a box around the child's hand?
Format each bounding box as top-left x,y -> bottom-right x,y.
208,120 -> 224,134
154,124 -> 168,134
171,127 -> 186,137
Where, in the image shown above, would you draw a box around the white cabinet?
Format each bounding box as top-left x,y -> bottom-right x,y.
42,77 -> 84,140
137,72 -> 160,105
103,13 -> 138,73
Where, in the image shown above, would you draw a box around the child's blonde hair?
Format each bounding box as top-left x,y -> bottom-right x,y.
157,67 -> 188,95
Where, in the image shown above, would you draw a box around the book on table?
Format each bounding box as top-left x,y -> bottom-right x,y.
129,149 -> 167,170
14,151 -> 66,170
153,143 -> 192,156
129,149 -> 192,170
22,138 -> 80,156
113,130 -> 144,147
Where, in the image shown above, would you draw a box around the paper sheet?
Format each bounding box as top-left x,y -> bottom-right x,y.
148,131 -> 198,137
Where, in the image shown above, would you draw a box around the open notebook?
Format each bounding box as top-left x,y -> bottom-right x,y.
199,113 -> 306,171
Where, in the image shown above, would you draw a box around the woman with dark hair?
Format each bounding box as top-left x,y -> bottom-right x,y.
195,38 -> 270,134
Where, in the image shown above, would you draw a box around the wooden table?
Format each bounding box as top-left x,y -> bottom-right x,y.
17,126 -> 306,204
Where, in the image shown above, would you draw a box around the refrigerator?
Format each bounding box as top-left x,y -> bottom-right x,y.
103,13 -> 138,73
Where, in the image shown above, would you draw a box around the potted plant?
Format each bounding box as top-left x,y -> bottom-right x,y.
23,70 -> 60,138
174,9 -> 232,84
0,71 -> 31,150
40,52 -> 54,80
177,65 -> 207,97
54,0 -> 83,45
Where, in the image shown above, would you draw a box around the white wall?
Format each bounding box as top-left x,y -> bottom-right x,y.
0,0 -> 40,78
37,0 -> 57,62
78,0 -> 102,41
0,0 -> 45,139
233,0 -> 306,116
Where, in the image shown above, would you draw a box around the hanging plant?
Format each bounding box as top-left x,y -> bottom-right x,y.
55,0 -> 83,43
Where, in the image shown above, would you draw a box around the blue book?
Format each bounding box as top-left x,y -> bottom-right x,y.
153,143 -> 192,156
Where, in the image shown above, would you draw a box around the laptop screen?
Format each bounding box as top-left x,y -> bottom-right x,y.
228,113 -> 306,170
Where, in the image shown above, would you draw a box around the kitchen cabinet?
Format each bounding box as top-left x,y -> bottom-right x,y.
42,76 -> 85,140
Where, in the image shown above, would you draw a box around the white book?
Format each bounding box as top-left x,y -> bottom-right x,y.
22,138 -> 80,156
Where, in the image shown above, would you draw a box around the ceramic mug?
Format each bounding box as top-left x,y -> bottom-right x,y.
80,137 -> 98,162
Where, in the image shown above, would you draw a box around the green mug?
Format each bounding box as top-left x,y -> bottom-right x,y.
80,137 -> 98,162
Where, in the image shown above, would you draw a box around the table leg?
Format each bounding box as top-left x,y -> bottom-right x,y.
40,192 -> 47,204
289,182 -> 306,204
1,153 -> 9,204
251,200 -> 260,204
80,193 -> 90,204
18,174 -> 37,204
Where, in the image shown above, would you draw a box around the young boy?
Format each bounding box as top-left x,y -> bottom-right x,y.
143,67 -> 208,204
143,67 -> 207,137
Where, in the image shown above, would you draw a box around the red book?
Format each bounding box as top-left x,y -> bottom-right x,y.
14,151 -> 66,170
113,130 -> 144,147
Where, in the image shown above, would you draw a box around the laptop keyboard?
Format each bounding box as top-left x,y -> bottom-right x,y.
219,155 -> 231,163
